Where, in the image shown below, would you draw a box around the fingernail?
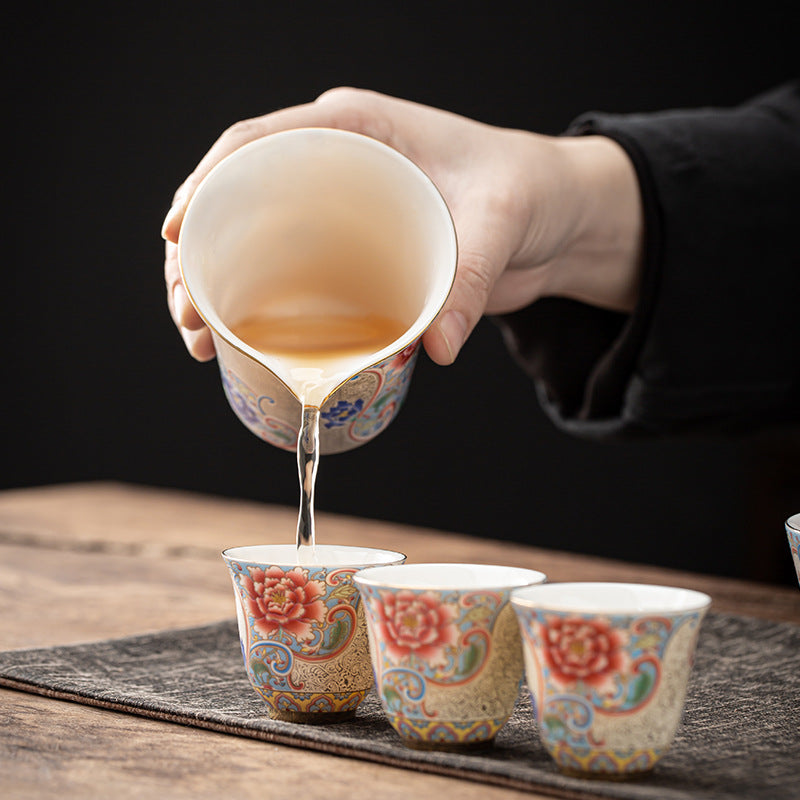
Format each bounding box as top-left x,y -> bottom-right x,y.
161,204 -> 181,240
438,310 -> 467,363
173,283 -> 192,327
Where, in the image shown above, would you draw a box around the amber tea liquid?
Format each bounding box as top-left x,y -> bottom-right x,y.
232,312 -> 406,362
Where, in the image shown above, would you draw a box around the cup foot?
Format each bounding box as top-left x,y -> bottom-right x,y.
252,687 -> 367,722
269,708 -> 357,725
398,737 -> 495,752
556,766 -> 655,781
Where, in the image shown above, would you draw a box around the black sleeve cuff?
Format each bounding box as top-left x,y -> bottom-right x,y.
496,81 -> 800,439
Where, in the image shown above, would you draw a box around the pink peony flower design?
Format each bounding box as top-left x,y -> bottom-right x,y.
373,590 -> 458,667
242,566 -> 326,643
542,616 -> 627,689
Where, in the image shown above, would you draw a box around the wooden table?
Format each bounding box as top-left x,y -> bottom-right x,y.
2,482 -> 798,799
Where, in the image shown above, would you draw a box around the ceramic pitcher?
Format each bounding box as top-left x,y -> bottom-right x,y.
178,128 -> 457,454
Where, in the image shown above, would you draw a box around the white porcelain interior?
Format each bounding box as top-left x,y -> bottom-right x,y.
354,563 -> 547,590
179,128 -> 457,400
222,544 -> 405,568
511,582 -> 711,614
786,513 -> 800,533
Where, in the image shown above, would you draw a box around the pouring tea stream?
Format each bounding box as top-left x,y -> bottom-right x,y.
178,128 -> 457,555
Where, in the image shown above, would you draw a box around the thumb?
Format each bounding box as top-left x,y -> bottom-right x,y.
422,245 -> 503,366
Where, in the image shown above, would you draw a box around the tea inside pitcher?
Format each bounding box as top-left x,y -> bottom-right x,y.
232,311 -> 406,366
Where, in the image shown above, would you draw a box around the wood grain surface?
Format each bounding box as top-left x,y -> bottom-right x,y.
1,482 -> 798,799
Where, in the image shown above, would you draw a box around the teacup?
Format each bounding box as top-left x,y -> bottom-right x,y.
354,563 -> 547,749
179,128 -> 457,454
785,514 -> 800,586
223,544 -> 405,722
511,582 -> 711,777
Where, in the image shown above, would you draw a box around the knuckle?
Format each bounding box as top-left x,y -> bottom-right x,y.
315,86 -> 365,106
223,117 -> 264,144
313,87 -> 393,143
457,252 -> 495,301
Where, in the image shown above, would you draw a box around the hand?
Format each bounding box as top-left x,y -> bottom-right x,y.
163,88 -> 643,364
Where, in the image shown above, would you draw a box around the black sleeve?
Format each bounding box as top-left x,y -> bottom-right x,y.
495,80 -> 800,439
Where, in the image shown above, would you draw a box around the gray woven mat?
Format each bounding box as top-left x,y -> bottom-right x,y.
1,613 -> 798,800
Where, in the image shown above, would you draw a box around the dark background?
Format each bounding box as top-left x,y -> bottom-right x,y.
5,4 -> 799,584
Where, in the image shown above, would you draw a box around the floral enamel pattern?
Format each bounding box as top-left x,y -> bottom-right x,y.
345,343 -> 418,442
218,341 -> 419,452
359,585 -> 524,746
541,616 -> 627,692
226,559 -> 373,718
372,590 -> 459,667
320,399 -> 364,429
240,566 -> 326,643
221,368 -> 298,450
516,609 -> 705,774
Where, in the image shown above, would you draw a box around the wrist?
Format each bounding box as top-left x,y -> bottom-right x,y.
546,135 -> 644,313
